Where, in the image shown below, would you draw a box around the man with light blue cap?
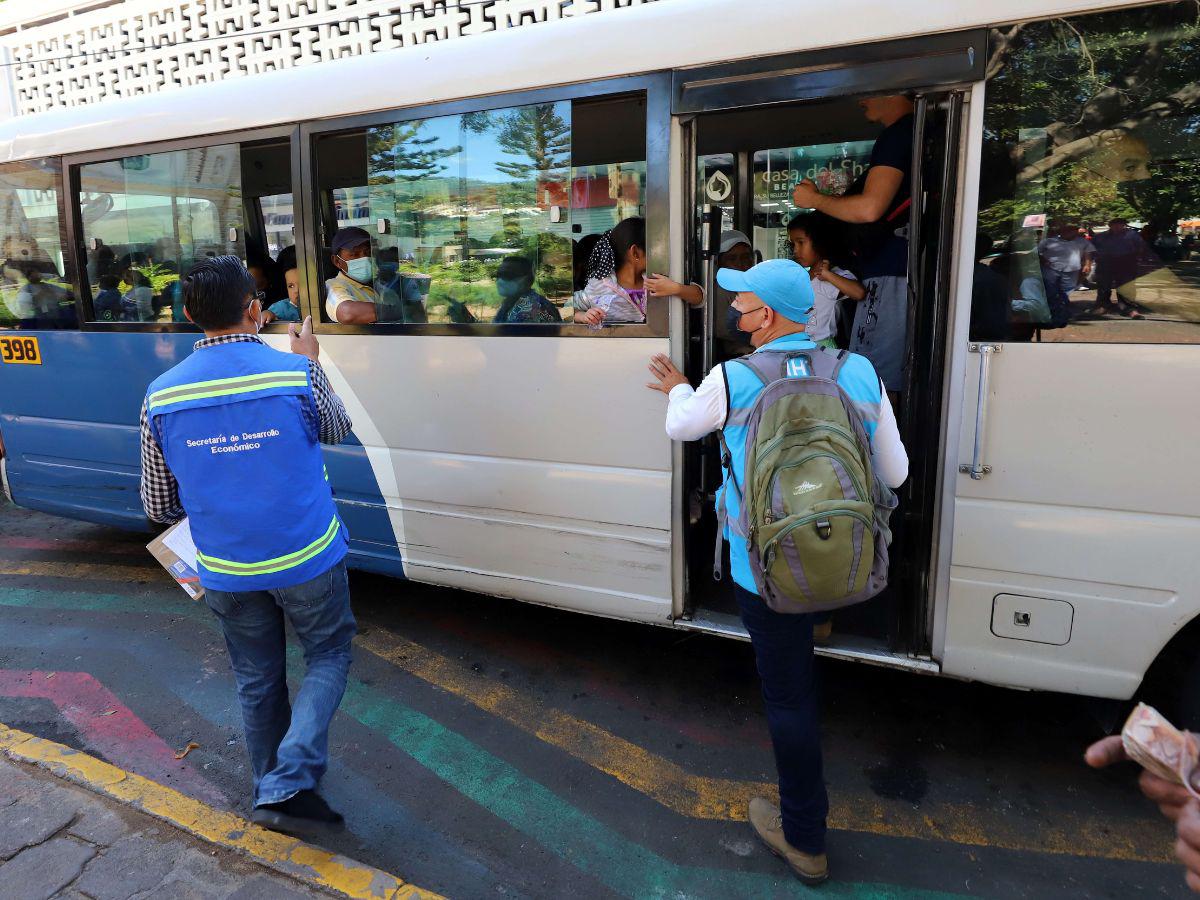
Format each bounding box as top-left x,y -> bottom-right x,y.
647,257 -> 907,885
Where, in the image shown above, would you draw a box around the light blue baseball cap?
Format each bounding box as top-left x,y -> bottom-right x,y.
717,258 -> 814,323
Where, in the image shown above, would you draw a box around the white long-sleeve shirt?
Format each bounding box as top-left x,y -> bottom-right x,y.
665,365 -> 909,489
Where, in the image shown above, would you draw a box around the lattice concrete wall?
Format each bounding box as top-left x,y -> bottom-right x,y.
0,0 -> 657,117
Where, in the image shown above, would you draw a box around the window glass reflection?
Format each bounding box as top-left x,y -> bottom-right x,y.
79,146 -> 243,324
977,3 -> 1200,343
315,94 -> 647,327
0,160 -> 76,330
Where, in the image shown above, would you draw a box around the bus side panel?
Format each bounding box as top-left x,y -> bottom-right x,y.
0,331 -> 403,579
0,331 -> 194,529
322,434 -> 406,579
309,333 -> 675,625
942,343 -> 1200,699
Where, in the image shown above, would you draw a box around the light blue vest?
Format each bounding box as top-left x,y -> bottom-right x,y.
720,334 -> 884,595
146,341 -> 347,591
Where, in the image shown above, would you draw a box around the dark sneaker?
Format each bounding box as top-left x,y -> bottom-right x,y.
251,789 -> 345,838
748,797 -> 829,885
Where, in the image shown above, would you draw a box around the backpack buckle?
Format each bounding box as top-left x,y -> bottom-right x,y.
816,519 -> 832,540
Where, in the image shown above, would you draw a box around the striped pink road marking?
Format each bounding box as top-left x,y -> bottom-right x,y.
0,669 -> 227,807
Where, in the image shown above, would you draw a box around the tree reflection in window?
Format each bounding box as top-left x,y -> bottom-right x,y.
976,3 -> 1200,343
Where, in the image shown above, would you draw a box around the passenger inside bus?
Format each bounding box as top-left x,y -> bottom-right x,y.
711,230 -> 755,358
492,255 -> 562,324
264,266 -> 302,324
573,217 -> 653,326
93,274 -> 122,322
786,211 -> 865,350
324,229 -> 430,326
118,256 -> 154,322
792,94 -> 915,399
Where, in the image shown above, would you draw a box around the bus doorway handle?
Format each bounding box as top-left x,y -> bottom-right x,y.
959,343 -> 1001,480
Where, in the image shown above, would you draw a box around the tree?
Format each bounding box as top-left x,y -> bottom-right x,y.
494,104 -> 570,183
367,120 -> 461,243
980,4 -> 1200,233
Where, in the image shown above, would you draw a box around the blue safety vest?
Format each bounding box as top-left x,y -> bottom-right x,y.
719,334 -> 884,596
146,340 -> 347,591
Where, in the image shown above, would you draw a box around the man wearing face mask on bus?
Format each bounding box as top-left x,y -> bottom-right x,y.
325,227 -> 427,325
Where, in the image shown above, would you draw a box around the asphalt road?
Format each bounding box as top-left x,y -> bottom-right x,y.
0,499 -> 1189,899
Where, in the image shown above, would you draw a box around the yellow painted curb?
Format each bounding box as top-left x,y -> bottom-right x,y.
0,723 -> 443,900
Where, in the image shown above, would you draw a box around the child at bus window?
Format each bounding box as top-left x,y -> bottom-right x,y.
493,255 -> 561,324
264,268 -> 302,324
120,267 -> 154,321
572,217 -> 651,327
787,212 -> 865,349
93,274 -> 122,322
573,218 -> 648,326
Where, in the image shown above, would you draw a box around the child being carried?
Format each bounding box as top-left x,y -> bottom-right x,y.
787,212 -> 866,349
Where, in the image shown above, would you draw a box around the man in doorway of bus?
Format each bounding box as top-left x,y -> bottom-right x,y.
645,259 -> 908,884
792,94 -> 914,401
325,226 -> 427,325
1086,735 -> 1200,892
139,256 -> 356,839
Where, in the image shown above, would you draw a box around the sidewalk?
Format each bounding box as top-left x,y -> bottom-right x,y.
0,752 -> 337,900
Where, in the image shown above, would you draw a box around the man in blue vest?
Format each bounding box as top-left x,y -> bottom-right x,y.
139,255 -> 355,838
646,258 -> 908,884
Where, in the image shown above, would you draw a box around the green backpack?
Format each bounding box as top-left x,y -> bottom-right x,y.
715,348 -> 897,614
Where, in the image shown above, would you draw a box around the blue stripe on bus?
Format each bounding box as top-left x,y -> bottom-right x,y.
0,330 -> 403,575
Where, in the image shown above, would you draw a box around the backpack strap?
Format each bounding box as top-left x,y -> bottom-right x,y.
729,352 -> 777,387
831,349 -> 849,381
713,427 -> 745,582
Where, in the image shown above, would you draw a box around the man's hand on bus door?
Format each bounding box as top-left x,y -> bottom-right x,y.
646,353 -> 689,395
1086,735 -> 1196,821
792,179 -> 822,210
289,315 -> 320,363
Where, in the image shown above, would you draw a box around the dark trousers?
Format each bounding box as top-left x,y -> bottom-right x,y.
1096,256 -> 1138,307
1042,268 -> 1079,328
734,584 -> 828,854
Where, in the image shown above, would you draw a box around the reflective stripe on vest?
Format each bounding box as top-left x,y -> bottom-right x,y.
148,370 -> 309,412
196,514 -> 341,577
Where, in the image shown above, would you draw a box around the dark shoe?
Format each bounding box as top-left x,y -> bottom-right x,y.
748,797 -> 829,885
251,789 -> 345,838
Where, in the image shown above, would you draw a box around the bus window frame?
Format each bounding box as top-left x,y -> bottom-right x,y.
62,123 -> 299,333
0,156 -> 81,330
299,72 -> 672,339
672,29 -> 986,115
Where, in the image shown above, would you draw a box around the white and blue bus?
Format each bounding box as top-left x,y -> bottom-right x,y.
2,0 -> 1199,713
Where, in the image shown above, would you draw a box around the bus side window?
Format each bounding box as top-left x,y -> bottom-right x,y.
0,160 -> 78,331
77,145 -> 244,325
976,7 -> 1200,345
311,93 -> 648,329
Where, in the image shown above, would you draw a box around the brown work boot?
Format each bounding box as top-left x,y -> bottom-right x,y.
748,797 -> 829,885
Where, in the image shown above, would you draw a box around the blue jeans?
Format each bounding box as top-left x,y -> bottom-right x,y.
735,584 -> 828,855
1042,268 -> 1079,327
204,560 -> 356,806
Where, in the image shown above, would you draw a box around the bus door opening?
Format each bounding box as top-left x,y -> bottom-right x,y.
680,91 -> 965,659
